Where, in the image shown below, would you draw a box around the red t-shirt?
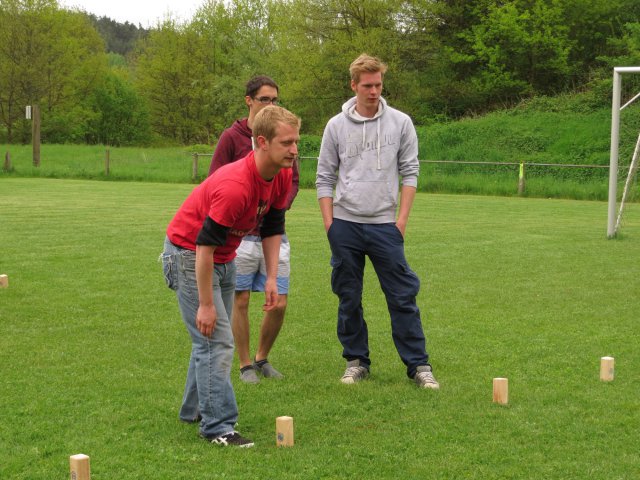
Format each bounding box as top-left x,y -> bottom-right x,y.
167,151 -> 292,263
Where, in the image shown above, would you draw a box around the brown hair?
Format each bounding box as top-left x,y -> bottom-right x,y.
245,75 -> 279,97
253,105 -> 301,142
349,54 -> 388,83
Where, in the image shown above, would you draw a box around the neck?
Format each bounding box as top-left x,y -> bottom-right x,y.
355,102 -> 378,118
246,112 -> 256,130
254,151 -> 279,181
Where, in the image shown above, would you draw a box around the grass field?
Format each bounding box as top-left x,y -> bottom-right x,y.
1,178 -> 640,479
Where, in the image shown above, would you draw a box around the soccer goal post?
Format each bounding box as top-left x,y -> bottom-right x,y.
608,66 -> 640,238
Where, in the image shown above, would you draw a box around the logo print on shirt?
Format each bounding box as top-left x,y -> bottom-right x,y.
346,133 -> 396,158
228,200 -> 269,238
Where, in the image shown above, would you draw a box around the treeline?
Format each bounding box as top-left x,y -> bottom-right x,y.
88,14 -> 147,56
2,0 -> 640,146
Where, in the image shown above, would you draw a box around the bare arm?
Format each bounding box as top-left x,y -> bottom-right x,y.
195,244 -> 216,336
396,185 -> 416,237
318,197 -> 334,232
260,234 -> 282,311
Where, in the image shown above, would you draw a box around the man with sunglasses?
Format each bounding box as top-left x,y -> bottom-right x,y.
208,76 -> 299,384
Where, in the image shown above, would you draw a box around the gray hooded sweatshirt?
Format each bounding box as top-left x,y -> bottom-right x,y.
316,96 -> 420,224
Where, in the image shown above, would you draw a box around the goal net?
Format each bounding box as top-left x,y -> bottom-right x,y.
608,66 -> 640,238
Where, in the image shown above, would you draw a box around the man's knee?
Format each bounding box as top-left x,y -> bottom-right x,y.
234,290 -> 251,311
274,294 -> 288,313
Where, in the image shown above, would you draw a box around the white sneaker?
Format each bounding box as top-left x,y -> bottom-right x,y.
414,365 -> 439,389
340,360 -> 369,384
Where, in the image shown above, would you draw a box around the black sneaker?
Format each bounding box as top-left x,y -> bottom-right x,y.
204,431 -> 254,448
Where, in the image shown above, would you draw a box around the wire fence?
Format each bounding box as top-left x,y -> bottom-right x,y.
298,156 -> 627,196
4,149 -> 631,198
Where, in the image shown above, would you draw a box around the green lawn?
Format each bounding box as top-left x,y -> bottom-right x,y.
1,178 -> 639,479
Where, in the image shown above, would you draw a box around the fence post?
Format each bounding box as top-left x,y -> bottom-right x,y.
517,161 -> 525,195
32,104 -> 40,167
105,148 -> 110,176
192,153 -> 198,182
3,151 -> 10,172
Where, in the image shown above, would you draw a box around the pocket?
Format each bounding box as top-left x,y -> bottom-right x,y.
329,256 -> 343,295
160,252 -> 178,290
327,221 -> 335,238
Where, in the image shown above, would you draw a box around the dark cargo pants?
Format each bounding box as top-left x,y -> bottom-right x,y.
327,218 -> 430,378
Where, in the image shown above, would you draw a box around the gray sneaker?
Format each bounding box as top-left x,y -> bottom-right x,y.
253,360 -> 284,379
414,365 -> 439,389
239,366 -> 260,384
340,360 -> 369,384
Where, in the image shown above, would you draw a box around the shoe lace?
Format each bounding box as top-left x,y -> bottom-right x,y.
416,371 -> 436,385
344,366 -> 365,378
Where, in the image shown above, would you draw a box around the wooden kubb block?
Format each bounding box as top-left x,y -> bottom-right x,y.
492,378 -> 508,405
0,274 -> 8,288
600,356 -> 614,382
276,416 -> 294,447
70,454 -> 90,480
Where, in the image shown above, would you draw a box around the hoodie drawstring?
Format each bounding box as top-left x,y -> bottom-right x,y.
376,119 -> 381,170
362,119 -> 382,170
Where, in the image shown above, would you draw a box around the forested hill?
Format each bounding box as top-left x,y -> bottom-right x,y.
86,14 -> 147,56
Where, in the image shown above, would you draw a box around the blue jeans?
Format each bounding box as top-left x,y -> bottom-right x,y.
162,237 -> 237,438
327,219 -> 429,378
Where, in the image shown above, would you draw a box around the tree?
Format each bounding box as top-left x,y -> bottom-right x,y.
464,1 -> 571,105
86,68 -> 151,146
268,0 -> 423,132
0,0 -> 107,143
87,14 -> 147,55
133,18 -> 218,143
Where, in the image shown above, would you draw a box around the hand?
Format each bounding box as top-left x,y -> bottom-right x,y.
262,278 -> 278,311
396,219 -> 407,237
196,304 -> 217,337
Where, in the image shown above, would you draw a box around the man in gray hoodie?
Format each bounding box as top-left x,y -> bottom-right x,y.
316,53 -> 439,389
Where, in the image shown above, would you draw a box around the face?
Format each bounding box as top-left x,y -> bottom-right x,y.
351,71 -> 383,112
261,122 -> 299,169
246,85 -> 279,116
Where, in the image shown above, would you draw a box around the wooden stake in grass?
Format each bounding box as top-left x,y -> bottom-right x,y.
0,274 -> 8,288
600,356 -> 615,382
493,378 -> 508,405
69,454 -> 90,480
276,416 -> 294,447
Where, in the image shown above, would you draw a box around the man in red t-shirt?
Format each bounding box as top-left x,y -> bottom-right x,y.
209,76 -> 299,384
162,105 -> 300,448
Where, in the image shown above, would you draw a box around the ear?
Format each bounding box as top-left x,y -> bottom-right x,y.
244,96 -> 252,108
256,135 -> 268,149
351,79 -> 357,92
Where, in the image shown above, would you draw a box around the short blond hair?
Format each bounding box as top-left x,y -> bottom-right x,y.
253,105 -> 301,142
349,54 -> 388,83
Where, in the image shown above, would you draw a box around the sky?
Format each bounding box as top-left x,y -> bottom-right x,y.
59,0 -> 205,27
